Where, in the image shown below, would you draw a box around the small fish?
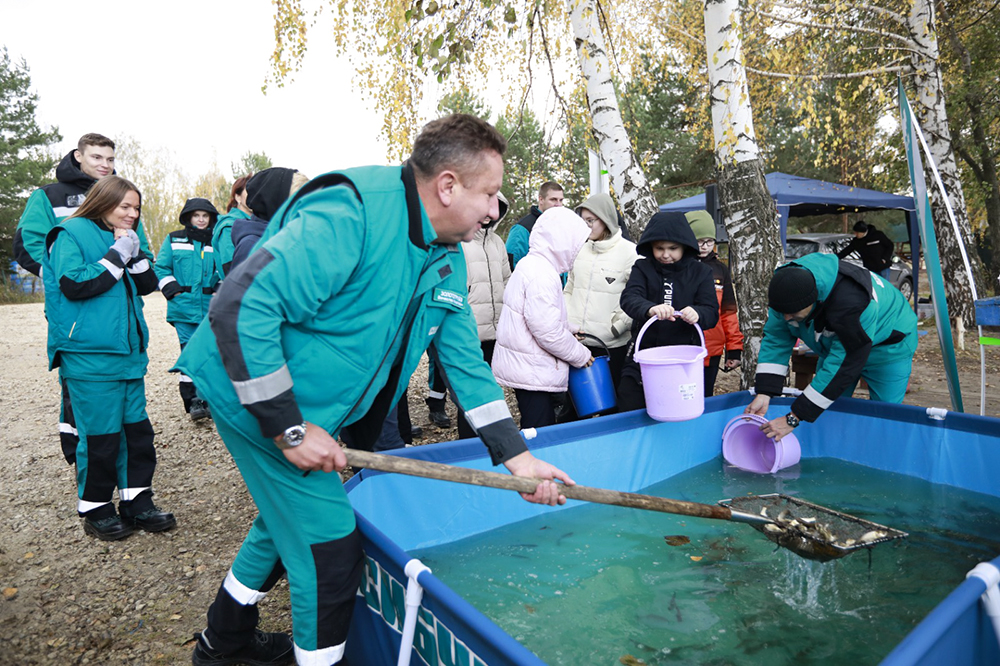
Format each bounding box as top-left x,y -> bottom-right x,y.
763,524 -> 784,533
619,656 -> 646,666
843,539 -> 857,547
664,535 -> 690,547
776,509 -> 792,524
759,506 -> 769,517
799,516 -> 817,526
859,530 -> 887,543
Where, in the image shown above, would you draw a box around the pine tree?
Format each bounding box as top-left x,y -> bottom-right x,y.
0,47 -> 61,279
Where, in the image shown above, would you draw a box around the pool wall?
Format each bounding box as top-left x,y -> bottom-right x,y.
343,393 -> 1000,665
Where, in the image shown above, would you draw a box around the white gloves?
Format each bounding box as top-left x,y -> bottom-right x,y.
111,233 -> 138,264
125,230 -> 141,259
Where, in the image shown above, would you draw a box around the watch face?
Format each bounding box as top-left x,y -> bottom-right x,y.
285,425 -> 307,446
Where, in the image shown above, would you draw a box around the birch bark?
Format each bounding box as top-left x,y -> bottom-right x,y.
704,0 -> 784,388
568,0 -> 659,238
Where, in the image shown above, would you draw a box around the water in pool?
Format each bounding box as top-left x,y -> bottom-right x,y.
411,458 -> 1000,665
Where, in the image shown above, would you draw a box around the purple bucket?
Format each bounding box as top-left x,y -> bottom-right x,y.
721,414 -> 801,474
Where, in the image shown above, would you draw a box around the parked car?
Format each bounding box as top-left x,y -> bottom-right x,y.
785,233 -> 913,301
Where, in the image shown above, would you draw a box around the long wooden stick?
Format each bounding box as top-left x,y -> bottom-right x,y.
346,449 -> 748,523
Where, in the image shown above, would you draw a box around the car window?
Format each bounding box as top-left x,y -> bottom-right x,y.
785,240 -> 818,259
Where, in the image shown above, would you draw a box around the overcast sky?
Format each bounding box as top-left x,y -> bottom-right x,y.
1,0 -> 391,180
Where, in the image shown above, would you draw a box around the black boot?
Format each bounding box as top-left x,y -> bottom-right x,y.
82,505 -> 133,541
190,398 -> 211,422
120,491 -> 176,533
191,629 -> 294,666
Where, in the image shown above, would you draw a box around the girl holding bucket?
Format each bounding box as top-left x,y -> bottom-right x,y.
618,211 -> 719,413
493,207 -> 594,429
564,192 -> 639,398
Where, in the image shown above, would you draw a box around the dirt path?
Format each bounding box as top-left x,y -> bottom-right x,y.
1,296 -> 997,665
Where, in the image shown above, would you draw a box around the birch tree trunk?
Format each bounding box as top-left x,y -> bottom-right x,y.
568,0 -> 659,238
906,0 -> 984,341
704,0 -> 784,389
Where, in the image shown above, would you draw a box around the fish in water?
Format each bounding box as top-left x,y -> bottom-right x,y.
859,530 -> 888,543
619,656 -> 647,666
664,535 -> 690,547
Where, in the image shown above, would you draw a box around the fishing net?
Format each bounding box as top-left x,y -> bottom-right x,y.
719,493 -> 908,562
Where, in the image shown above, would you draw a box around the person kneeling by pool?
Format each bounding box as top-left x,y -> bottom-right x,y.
745,253 -> 918,441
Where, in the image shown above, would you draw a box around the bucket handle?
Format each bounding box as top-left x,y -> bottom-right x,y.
634,316 -> 705,353
576,333 -> 611,358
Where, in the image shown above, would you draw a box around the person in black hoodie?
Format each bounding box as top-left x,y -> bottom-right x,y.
13,133 -> 153,466
230,167 -> 307,269
837,220 -> 895,277
618,211 -> 719,412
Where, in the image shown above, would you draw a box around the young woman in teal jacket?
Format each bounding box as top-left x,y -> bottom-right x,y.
155,197 -> 220,419
43,176 -> 175,541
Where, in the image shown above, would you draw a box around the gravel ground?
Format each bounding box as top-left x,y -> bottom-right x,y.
0,294 -> 994,665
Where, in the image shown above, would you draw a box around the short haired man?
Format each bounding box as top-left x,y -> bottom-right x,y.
177,114 -> 575,666
745,253 -> 917,442
12,133 -> 152,466
837,220 -> 895,278
505,180 -> 564,269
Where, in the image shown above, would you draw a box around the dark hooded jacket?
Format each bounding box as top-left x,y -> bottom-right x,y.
620,211 -> 719,359
154,198 -> 220,324
13,150 -> 150,275
231,168 -> 297,269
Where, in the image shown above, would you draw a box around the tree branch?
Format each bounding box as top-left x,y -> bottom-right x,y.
773,1 -> 906,26
753,9 -> 914,48
537,7 -> 572,124
746,63 -> 906,80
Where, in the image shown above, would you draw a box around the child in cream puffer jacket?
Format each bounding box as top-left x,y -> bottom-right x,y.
564,192 -> 638,394
493,207 -> 594,428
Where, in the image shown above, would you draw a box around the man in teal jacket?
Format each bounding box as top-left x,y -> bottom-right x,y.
746,253 -> 918,441
177,114 -> 575,666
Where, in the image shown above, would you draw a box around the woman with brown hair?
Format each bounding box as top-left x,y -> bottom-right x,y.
212,173 -> 253,280
43,175 -> 175,541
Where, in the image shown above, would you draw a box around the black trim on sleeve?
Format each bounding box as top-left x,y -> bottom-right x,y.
129,254 -> 159,295
476,419 -> 528,465
58,254 -> 121,301
791,394 -> 825,422
161,281 -> 183,300
754,372 -> 786,398
13,228 -> 42,277
245,388 -> 305,439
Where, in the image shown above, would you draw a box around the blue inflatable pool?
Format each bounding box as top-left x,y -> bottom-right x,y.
343,393 -> 1000,665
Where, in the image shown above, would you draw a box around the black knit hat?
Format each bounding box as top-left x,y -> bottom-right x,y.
768,265 -> 818,314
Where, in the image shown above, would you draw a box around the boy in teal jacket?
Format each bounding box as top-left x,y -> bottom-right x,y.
746,253 -> 918,441
177,115 -> 575,666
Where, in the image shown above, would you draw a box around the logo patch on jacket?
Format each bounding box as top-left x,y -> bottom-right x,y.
432,288 -> 465,308
605,277 -> 616,285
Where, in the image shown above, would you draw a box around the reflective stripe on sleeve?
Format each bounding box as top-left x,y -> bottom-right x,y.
757,363 -> 788,377
464,399 -> 512,431
232,365 -> 294,404
223,569 -> 268,606
98,258 -> 124,280
803,384 -> 834,409
158,275 -> 177,290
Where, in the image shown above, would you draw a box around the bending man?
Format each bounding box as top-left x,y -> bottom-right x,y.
177,114 -> 574,666
746,253 -> 917,441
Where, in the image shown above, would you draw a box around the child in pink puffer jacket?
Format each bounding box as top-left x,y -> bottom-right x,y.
493,207 -> 594,428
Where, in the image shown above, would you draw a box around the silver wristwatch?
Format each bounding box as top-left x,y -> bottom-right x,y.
276,423 -> 308,450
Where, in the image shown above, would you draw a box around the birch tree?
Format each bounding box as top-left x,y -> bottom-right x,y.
704,0 -> 784,387
567,0 -> 658,235
739,0 -> 986,336
268,0 -> 657,232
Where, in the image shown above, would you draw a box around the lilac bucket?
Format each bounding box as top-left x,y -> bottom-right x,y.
721,414 -> 801,474
633,318 -> 707,422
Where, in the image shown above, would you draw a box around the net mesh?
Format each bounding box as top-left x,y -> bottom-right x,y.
720,494 -> 908,562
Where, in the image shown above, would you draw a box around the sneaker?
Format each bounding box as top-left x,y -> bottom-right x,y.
191,629 -> 294,666
190,399 -> 211,422
83,514 -> 133,541
428,410 -> 450,428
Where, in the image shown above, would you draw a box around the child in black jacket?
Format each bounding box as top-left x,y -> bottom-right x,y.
618,211 -> 719,411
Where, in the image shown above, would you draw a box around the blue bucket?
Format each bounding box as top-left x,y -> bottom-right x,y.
568,334 -> 617,417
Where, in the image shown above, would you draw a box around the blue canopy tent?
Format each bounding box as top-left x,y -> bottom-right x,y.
659,171 -> 920,304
